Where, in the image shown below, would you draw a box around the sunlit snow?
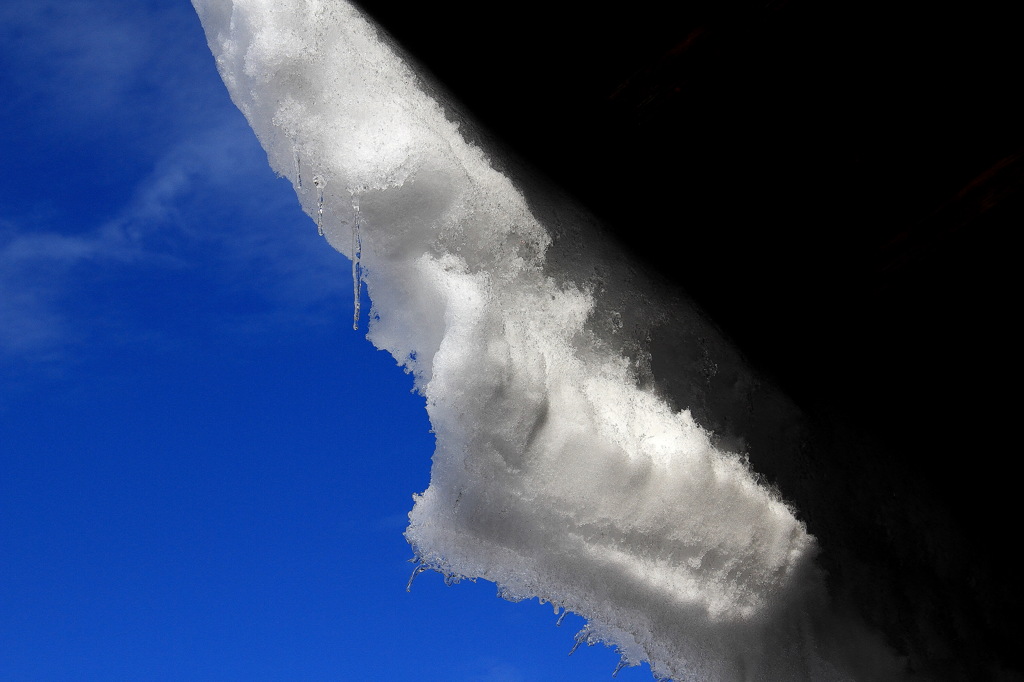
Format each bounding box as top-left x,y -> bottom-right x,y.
193,1 -> 905,679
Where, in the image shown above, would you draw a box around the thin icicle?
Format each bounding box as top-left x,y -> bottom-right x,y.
406,563 -> 427,592
294,149 -> 303,192
313,174 -> 326,237
569,628 -> 590,656
351,196 -> 362,331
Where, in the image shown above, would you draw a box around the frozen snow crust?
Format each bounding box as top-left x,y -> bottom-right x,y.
194,2 -> 906,679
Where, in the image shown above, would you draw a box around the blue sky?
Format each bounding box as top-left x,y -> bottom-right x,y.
0,1 -> 646,679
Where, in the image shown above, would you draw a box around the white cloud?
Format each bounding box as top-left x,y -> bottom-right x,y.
0,216 -> 131,355
0,0 -> 353,365
0,1 -> 205,137
0,115 -> 346,361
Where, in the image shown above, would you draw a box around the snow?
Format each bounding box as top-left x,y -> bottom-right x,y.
192,1 -> 906,679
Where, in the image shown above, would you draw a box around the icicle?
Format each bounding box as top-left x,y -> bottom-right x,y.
406,563 -> 427,592
351,195 -> 362,331
294,149 -> 303,192
313,174 -> 325,236
556,608 -> 568,627
568,628 -> 590,656
611,657 -> 628,677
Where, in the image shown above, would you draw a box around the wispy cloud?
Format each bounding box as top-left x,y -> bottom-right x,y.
1,0 -> 211,138
0,214 -> 136,355
1,118 -> 344,359
1,0 -> 348,366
